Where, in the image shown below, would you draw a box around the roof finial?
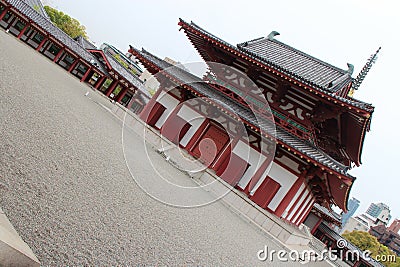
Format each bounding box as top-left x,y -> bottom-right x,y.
351,47 -> 381,91
267,31 -> 280,40
347,63 -> 354,75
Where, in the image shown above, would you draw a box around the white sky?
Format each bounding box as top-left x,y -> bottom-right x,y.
47,0 -> 400,221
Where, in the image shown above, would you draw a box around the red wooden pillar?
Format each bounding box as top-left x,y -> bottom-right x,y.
0,6 -> 10,21
53,48 -> 64,63
310,217 -> 323,235
284,186 -> 308,220
68,59 -> 79,72
245,156 -> 273,194
27,27 -> 37,40
115,87 -> 128,103
212,132 -> 241,171
274,172 -> 306,218
290,192 -> 311,223
94,75 -> 106,90
185,119 -> 209,151
105,80 -> 118,97
139,87 -> 163,121
160,103 -> 187,143
5,15 -> 17,30
80,66 -> 92,82
35,36 -> 48,51
17,21 -> 29,39
296,198 -> 314,226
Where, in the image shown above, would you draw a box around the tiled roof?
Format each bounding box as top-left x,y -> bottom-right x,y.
103,51 -> 150,98
313,203 -> 341,225
21,0 -> 48,19
319,223 -> 384,267
102,43 -> 143,73
5,0 -> 107,76
132,47 -> 353,177
179,19 -> 374,112
75,35 -> 97,50
237,37 -> 352,93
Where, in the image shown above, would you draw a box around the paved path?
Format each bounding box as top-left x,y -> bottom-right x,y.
0,30 -> 319,266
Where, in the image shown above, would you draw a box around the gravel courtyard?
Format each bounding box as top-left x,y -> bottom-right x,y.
0,30 -> 310,266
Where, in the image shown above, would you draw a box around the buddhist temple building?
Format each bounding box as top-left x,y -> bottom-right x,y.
0,0 -> 150,113
128,18 -> 378,229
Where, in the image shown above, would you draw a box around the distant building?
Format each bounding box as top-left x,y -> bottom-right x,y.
139,57 -> 188,96
341,216 -> 370,233
341,197 -> 360,228
370,220 -> 400,256
366,203 -> 392,226
388,219 -> 400,234
366,203 -> 392,225
100,43 -> 143,76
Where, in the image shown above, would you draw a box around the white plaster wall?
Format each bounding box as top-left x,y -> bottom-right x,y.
233,140 -> 267,190
282,183 -> 305,219
176,105 -> 205,147
266,162 -> 299,212
275,155 -> 300,174
154,91 -> 180,129
286,188 -> 310,221
296,196 -> 315,225
292,194 -> 313,223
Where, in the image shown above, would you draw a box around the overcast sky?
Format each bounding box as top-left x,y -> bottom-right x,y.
47,0 -> 399,220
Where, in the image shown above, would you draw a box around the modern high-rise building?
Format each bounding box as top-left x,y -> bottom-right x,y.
341,197 -> 360,227
366,203 -> 392,225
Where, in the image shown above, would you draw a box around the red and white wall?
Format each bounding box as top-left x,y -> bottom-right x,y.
142,88 -> 315,226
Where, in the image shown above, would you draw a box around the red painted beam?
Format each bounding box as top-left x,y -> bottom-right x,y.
0,6 -> 10,21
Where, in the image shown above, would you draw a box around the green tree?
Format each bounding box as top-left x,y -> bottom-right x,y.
43,6 -> 88,39
342,231 -> 400,267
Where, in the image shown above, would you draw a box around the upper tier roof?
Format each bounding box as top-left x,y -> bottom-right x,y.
237,36 -> 352,93
179,19 -> 374,112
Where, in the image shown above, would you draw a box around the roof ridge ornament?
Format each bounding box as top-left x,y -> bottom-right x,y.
351,47 -> 381,91
347,63 -> 354,75
267,31 -> 280,40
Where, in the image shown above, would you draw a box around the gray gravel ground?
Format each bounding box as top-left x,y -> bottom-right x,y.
0,30 -> 316,266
